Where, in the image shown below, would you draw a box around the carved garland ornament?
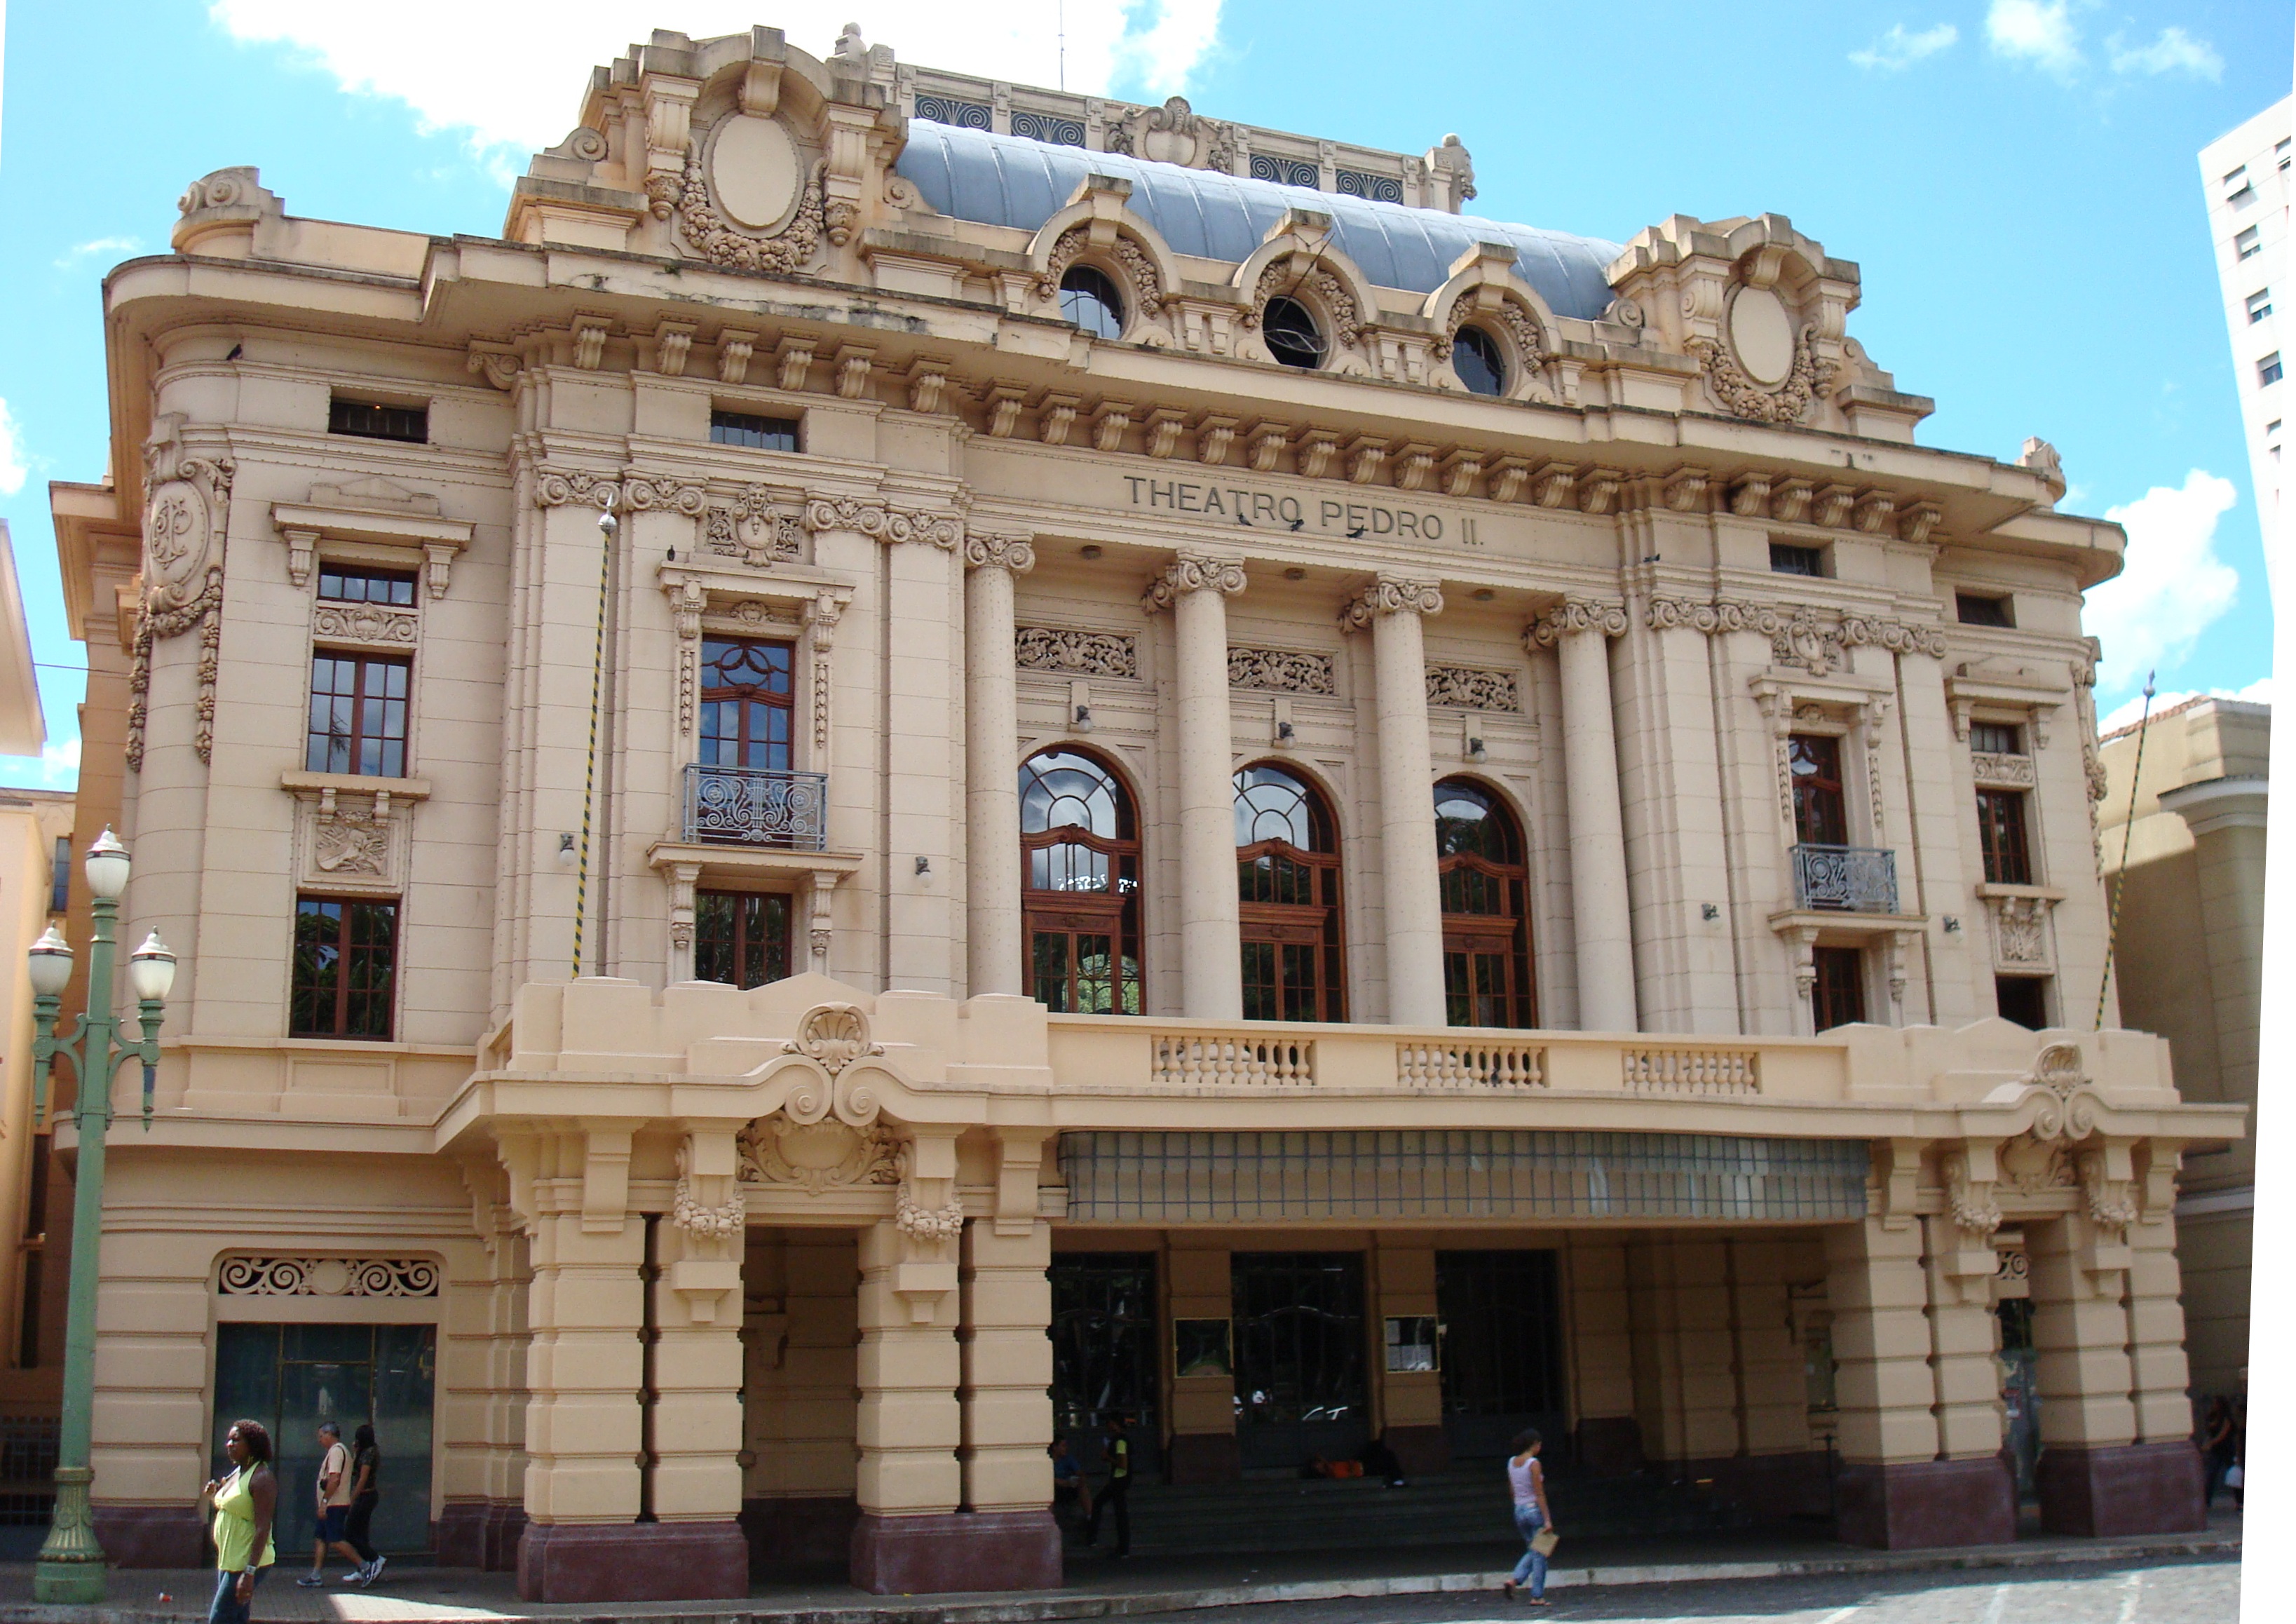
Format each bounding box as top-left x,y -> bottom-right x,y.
1425,665 -> 1521,712
1685,322 -> 1833,424
895,1192 -> 967,1240
1035,226 -> 1167,313
674,145 -> 829,275
1015,627 -> 1138,678
1939,1148 -> 2003,1239
1439,299 -> 1554,401
803,497 -> 963,550
1228,648 -> 1336,695
672,1175 -> 747,1238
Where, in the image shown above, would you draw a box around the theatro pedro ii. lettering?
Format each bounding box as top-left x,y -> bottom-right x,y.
1123,475 -> 1476,543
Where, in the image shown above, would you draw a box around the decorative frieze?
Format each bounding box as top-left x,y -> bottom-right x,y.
1971,750 -> 2036,788
1015,627 -> 1137,678
219,1257 -> 438,1297
1425,665 -> 1521,712
802,496 -> 963,550
1643,596 -> 1946,675
704,487 -> 804,566
1228,648 -> 1336,695
312,603 -> 417,647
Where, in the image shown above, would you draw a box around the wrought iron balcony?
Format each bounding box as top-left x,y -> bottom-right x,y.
1791,844 -> 1899,913
682,763 -> 828,851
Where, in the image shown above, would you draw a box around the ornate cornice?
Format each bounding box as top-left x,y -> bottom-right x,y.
803,496 -> 963,550
1141,551 -> 1247,612
1338,575 -> 1444,631
963,532 -> 1038,574
1524,597 -> 1629,648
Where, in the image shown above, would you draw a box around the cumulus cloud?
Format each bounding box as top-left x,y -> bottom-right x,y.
30,738 -> 79,789
2108,27 -> 2222,81
208,1 -> 1224,163
1986,0 -> 2082,77
2099,676 -> 2272,736
2083,469 -> 2242,699
52,236 -> 142,271
1850,22 -> 1959,71
0,398 -> 27,498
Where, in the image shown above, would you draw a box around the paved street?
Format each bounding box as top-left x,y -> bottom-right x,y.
1120,1557 -> 2238,1624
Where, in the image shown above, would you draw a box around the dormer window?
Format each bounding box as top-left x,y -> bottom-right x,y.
329,398 -> 427,443
1059,265 -> 1125,340
1956,593 -> 2014,628
1451,325 -> 1506,397
1262,296 -> 1325,371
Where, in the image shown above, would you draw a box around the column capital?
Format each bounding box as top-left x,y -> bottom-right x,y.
1525,596 -> 1629,649
1141,549 -> 1247,612
1338,574 -> 1444,631
962,530 -> 1037,573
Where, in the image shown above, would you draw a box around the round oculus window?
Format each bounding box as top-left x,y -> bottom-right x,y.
1262,295 -> 1325,370
1452,323 -> 1506,396
1059,265 -> 1125,339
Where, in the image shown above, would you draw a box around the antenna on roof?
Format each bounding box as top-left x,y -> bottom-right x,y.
1059,0 -> 1066,90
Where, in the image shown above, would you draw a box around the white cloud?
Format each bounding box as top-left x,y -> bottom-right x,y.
2099,676 -> 2273,735
1986,0 -> 2083,77
1850,22 -> 1959,71
0,398 -> 27,498
2084,469 -> 2241,698
31,738 -> 79,790
52,236 -> 142,271
2108,27 -> 2222,81
208,2 -> 1225,163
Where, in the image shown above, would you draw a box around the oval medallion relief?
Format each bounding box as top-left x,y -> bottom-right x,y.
708,114 -> 801,231
1727,287 -> 1795,387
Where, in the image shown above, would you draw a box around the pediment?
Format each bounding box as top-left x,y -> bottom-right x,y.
308,475 -> 440,517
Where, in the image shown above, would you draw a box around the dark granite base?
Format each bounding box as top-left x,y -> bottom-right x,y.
515,1520 -> 749,1602
849,1509 -> 1061,1595
93,1503 -> 205,1568
1383,1426 -> 1451,1479
1575,1416 -> 1645,1478
1167,1433 -> 1242,1486
1683,1451 -> 1833,1522
742,1494 -> 859,1573
435,1501 -> 526,1571
2037,1441 -> 2206,1537
1835,1457 -> 2018,1550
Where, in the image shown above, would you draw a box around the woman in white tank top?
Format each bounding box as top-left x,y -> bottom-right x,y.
1500,1428 -> 1555,1604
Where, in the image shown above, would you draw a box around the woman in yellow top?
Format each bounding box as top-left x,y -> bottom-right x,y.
198,1419 -> 278,1624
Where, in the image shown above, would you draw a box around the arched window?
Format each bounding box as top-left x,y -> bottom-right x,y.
1434,779 -> 1535,1027
1059,265 -> 1125,339
1021,749 -> 1142,1013
1235,764 -> 1345,1022
700,636 -> 793,771
1262,295 -> 1325,370
1452,324 -> 1506,397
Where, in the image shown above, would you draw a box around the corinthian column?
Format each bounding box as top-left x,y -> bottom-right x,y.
963,532 -> 1036,997
1343,575 -> 1447,1026
1144,551 -> 1248,1020
1529,600 -> 1637,1031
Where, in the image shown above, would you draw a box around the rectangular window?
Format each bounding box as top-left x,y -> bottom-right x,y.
49,837 -> 68,915
316,565 -> 417,607
698,637 -> 794,772
1977,789 -> 2032,886
1955,592 -> 2014,628
1812,946 -> 1866,1031
1769,542 -> 1825,577
709,410 -> 801,451
306,654 -> 411,777
327,398 -> 427,442
693,891 -> 792,989
2250,289 -> 2274,323
2226,165 -> 2256,205
291,896 -> 398,1040
2238,226 -> 2262,260
2262,353 -> 2284,387
1788,733 -> 1849,847
1996,975 -> 2050,1030
1970,722 -> 2024,757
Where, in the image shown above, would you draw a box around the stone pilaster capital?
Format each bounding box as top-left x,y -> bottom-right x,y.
1523,596 -> 1629,649
962,530 -> 1037,574
1141,549 -> 1247,613
1338,574 -> 1444,632
802,492 -> 964,550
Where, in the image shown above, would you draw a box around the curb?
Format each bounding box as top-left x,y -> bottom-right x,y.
0,1533 -> 2240,1624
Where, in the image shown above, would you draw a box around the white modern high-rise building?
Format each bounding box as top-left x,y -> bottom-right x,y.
2202,98 -> 2295,543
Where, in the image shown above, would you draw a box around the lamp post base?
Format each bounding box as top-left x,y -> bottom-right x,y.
32,1466 -> 107,1604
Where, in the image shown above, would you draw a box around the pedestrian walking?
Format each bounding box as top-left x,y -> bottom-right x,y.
1499,1428 -> 1556,1606
1083,1414 -> 1132,1557
297,1421 -> 362,1588
198,1419 -> 276,1624
2202,1398 -> 2236,1508
344,1423 -> 386,1587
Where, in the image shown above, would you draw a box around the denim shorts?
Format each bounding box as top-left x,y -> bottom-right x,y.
318,1504 -> 349,1542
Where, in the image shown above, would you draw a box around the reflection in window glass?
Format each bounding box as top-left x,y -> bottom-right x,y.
1059,266 -> 1125,339
1452,325 -> 1505,396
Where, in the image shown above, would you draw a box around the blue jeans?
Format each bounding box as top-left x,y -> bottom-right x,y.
208,1564 -> 267,1624
1509,1505 -> 1548,1597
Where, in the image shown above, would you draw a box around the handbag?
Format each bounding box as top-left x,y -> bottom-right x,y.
1530,1527 -> 1559,1557
2224,1464 -> 2244,1490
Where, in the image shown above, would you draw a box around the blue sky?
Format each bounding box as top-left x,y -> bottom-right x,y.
0,1 -> 2283,786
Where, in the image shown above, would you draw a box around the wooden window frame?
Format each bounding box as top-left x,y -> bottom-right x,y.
306,651 -> 412,778
1235,764 -> 1346,1023
1977,788 -> 2034,886
1434,778 -> 1535,1029
291,894 -> 399,1041
1811,944 -> 1866,1032
694,889 -> 793,989
698,635 -> 796,772
1788,732 -> 1850,847
1021,748 -> 1144,1015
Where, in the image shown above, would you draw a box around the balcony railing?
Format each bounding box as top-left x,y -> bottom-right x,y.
1791,843 -> 1898,913
682,763 -> 828,851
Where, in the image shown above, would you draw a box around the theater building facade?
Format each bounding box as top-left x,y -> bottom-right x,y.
48,23 -> 2240,1602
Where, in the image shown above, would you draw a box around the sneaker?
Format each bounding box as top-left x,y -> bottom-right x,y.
297,1574 -> 326,1588
365,1557 -> 387,1586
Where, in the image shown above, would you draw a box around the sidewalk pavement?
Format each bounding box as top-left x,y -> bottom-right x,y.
0,1509 -> 2240,1623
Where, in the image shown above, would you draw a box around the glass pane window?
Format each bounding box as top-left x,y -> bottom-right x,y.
698,637 -> 794,772
1059,266 -> 1125,339
708,410 -> 799,450
292,895 -> 398,1040
1434,780 -> 1533,1027
1236,765 -> 1345,1022
1955,592 -> 2013,628
1788,733 -> 1849,846
316,566 -> 416,607
693,891 -> 792,989
1812,945 -> 1866,1031
1021,750 -> 1142,1013
1231,1252 -> 1368,1468
1970,722 -> 2024,756
1262,296 -> 1325,370
327,398 -> 426,442
306,654 -> 411,778
1451,325 -> 1505,396
1769,542 -> 1824,576
1977,789 -> 2032,885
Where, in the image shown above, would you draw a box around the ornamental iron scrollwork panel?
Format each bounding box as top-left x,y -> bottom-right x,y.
1011,110 -> 1086,146
682,762 -> 829,851
1251,155 -> 1319,188
218,1257 -> 440,1297
1791,843 -> 1899,913
914,95 -> 991,130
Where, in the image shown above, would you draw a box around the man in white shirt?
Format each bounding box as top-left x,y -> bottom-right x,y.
297,1422 -> 363,1588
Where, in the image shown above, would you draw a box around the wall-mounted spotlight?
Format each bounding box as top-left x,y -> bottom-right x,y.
1074,704 -> 1094,733
1277,720 -> 1297,745
915,856 -> 931,877
1466,737 -> 1486,762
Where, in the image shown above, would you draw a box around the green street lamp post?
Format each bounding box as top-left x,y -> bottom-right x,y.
27,828 -> 175,1604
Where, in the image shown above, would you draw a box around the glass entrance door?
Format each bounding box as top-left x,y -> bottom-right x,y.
1049,1253 -> 1160,1473
212,1322 -> 435,1555
1232,1252 -> 1367,1469
1436,1250 -> 1567,1459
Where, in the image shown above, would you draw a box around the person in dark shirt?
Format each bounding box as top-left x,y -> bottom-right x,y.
1083,1414 -> 1132,1556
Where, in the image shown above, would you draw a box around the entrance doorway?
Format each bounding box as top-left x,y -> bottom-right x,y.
1049,1253 -> 1161,1474
1232,1252 -> 1367,1469
1436,1250 -> 1567,1459
212,1322 -> 435,1554
1997,1299 -> 2039,1498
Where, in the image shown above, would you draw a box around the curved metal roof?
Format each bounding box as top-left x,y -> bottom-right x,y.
894,122 -> 1623,320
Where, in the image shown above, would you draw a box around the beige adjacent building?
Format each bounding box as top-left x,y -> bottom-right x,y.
43,23 -> 2239,1602
2099,697 -> 2267,1406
